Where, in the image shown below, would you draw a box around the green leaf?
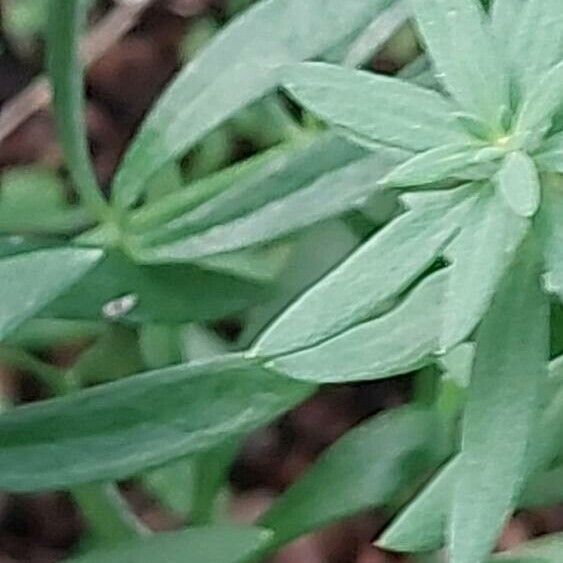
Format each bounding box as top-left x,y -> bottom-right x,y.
283,62 -> 469,152
111,0 -> 395,208
46,251 -> 270,324
449,236 -> 549,563
254,185 -> 477,357
441,186 -> 529,351
268,270 -> 447,383
136,149 -> 405,263
378,458 -> 458,553
46,0 -> 107,219
519,465 -> 563,509
493,0 -> 563,96
382,144 -> 503,187
0,356 -> 313,491
261,406 -> 443,547
129,134 -> 367,241
534,132 -> 563,173
490,533 -> 563,562
496,152 -> 541,218
516,60 -> 563,143
411,0 -> 509,129
67,526 -> 271,563
0,247 -> 103,341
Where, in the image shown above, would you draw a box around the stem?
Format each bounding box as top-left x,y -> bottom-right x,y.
47,0 -> 111,223
72,483 -> 147,544
0,346 -> 67,395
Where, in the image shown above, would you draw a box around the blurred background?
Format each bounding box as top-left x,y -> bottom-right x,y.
0,1 -> 561,561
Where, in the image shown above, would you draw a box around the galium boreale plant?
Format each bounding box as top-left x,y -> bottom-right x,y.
1,0 -> 563,562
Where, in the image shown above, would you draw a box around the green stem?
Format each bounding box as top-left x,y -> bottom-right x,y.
47,0 -> 111,223
0,346 -> 67,395
72,483 -> 147,544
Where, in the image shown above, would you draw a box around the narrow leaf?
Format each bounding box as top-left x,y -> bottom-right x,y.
0,356 -> 313,491
382,144 -> 503,187
442,186 -> 529,351
136,149 -> 405,263
111,0 -> 395,208
411,0 -> 509,128
269,270 -> 447,383
0,247 -> 103,341
378,458 -> 458,553
67,526 -> 270,563
46,251 -> 270,324
129,133 -> 368,240
253,186 -> 477,357
283,62 -> 469,152
261,407 -> 443,547
496,152 -> 541,218
449,236 -> 549,563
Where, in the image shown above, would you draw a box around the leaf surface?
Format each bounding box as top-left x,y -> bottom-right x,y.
411,0 -> 509,128
283,62 -> 469,151
255,186 -> 477,357
0,356 -> 313,491
111,0 -> 395,208
449,237 -> 549,563
0,247 -> 102,341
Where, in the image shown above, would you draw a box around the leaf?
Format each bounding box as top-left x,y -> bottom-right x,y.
46,0 -> 107,218
449,236 -> 549,563
0,356 -> 313,491
411,0 -> 509,129
381,144 -> 503,187
268,270 -> 447,383
261,406 -> 443,547
490,533 -> 563,562
136,149 -> 405,263
493,0 -> 563,96
0,247 -> 103,341
441,186 -> 529,351
496,152 -> 541,218
516,60 -> 563,143
283,62 -> 469,152
46,251 -> 270,324
377,458 -> 458,553
67,526 -> 271,563
534,131 -> 563,173
253,185 -> 477,357
111,0 -> 395,208
129,133 -> 367,241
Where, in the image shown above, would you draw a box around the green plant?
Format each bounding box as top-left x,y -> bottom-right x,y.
1,0 -> 563,561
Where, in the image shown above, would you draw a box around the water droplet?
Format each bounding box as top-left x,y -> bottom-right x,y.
102,294 -> 139,320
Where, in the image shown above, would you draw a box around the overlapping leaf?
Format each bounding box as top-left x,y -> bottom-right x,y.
254,185 -> 477,357
111,0 -> 395,208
